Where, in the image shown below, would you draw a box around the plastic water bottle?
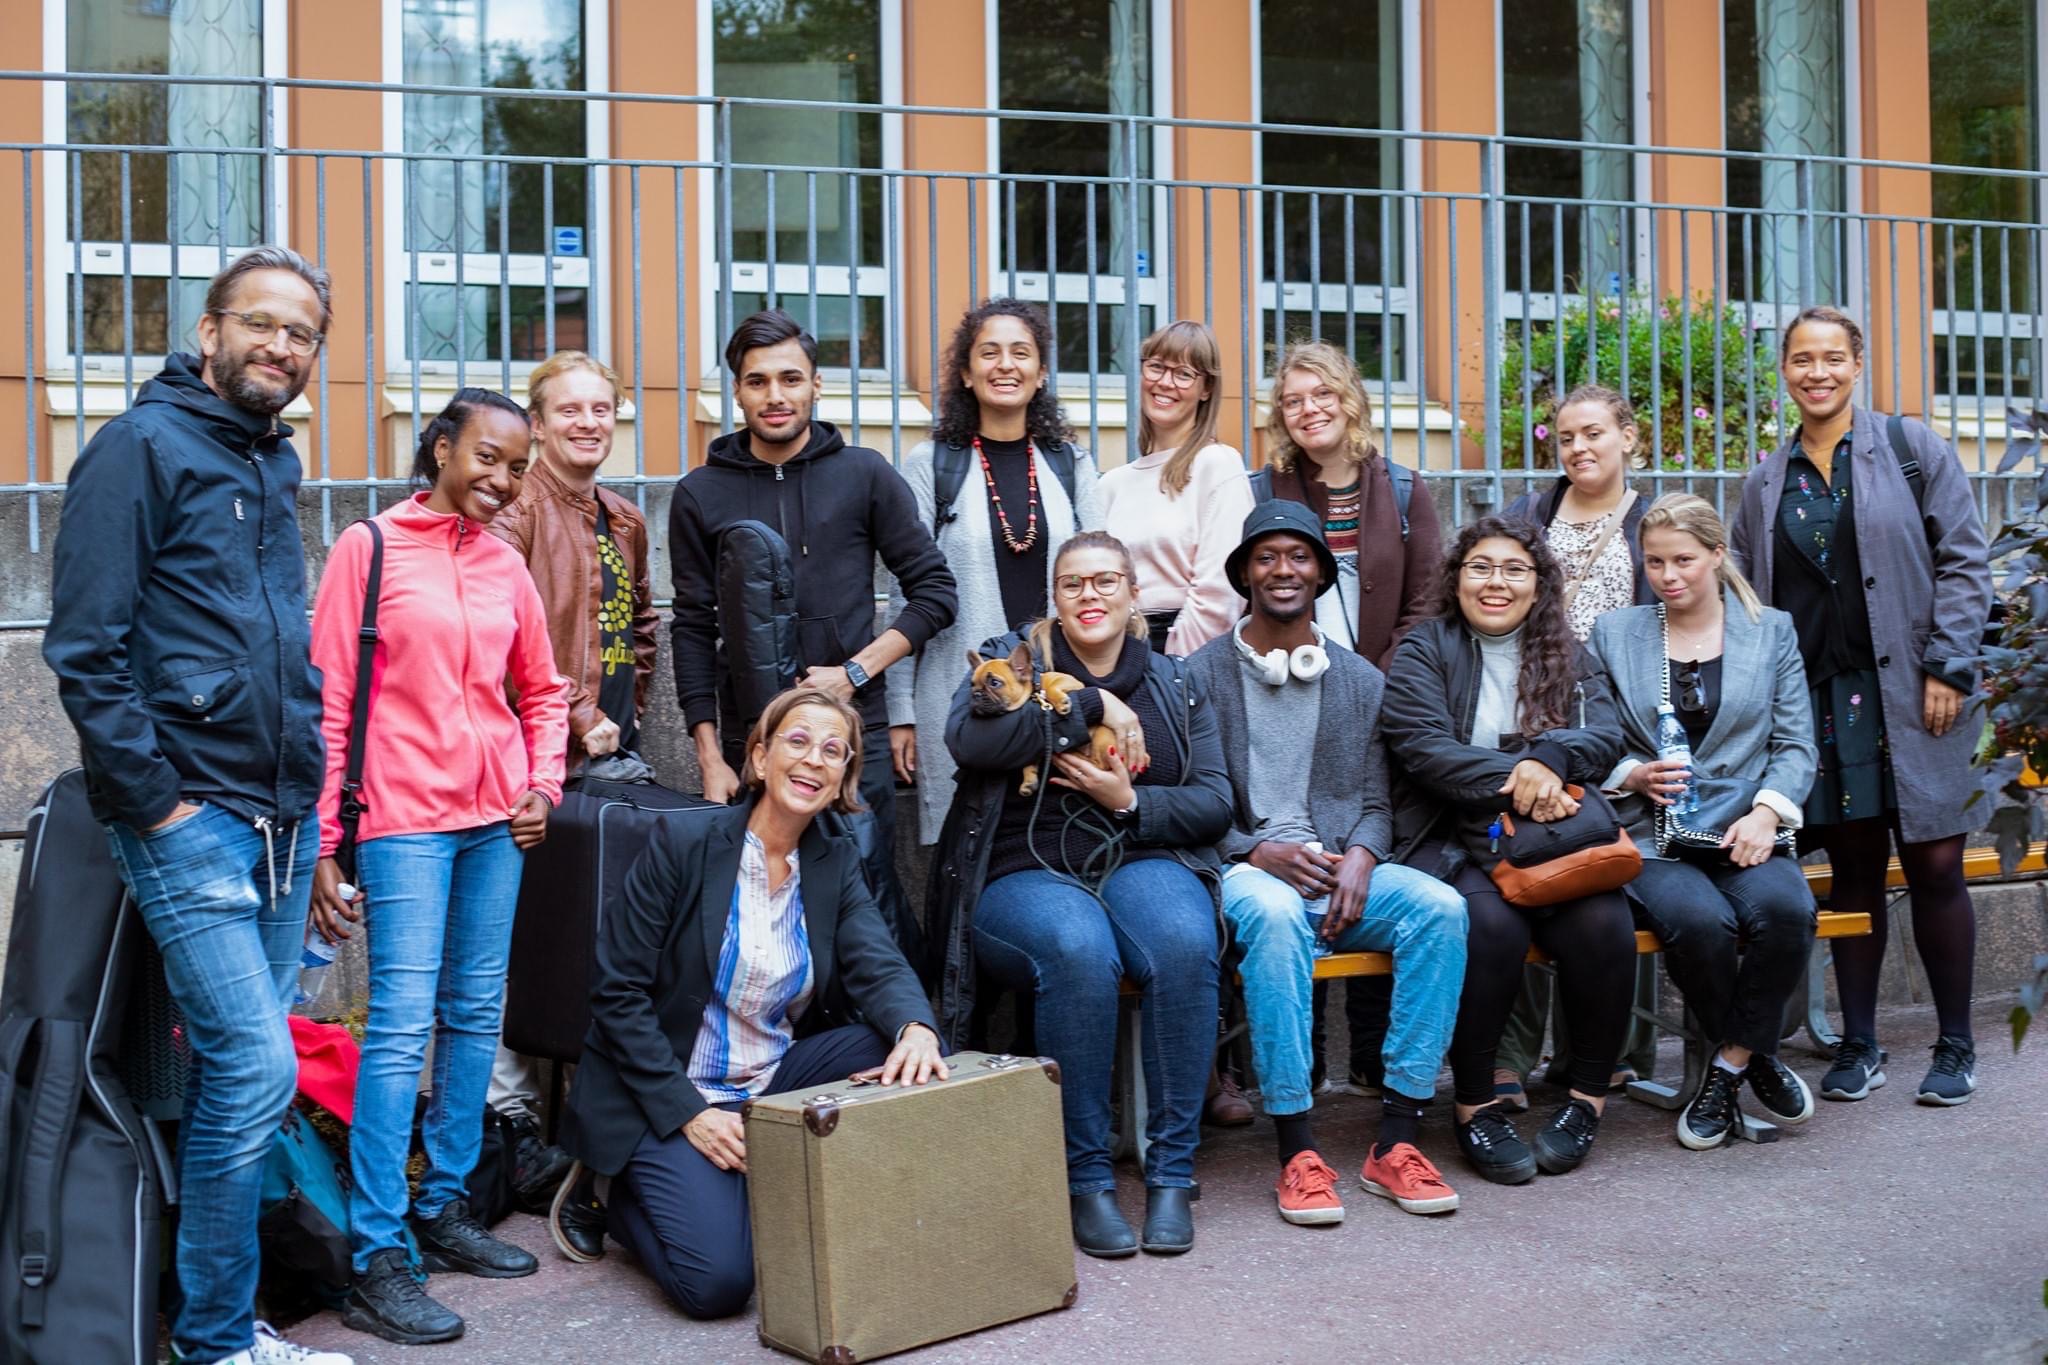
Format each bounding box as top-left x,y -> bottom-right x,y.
1304,841 -> 1333,957
1655,704 -> 1700,814
294,882 -> 351,1006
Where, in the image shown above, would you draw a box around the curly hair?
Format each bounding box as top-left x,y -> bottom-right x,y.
1263,340 -> 1380,475
930,297 -> 1073,449
1434,515 -> 1580,735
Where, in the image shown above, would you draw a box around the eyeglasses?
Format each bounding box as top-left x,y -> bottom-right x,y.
1674,660 -> 1707,716
774,727 -> 851,768
1278,386 -> 1343,417
1460,559 -> 1536,584
212,309 -> 324,354
1055,571 -> 1130,599
1140,358 -> 1202,389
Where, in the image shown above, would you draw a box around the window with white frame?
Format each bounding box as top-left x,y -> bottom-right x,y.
54,0 -> 286,363
386,0 -> 600,371
994,0 -> 1164,378
711,0 -> 888,373
1258,0 -> 1406,383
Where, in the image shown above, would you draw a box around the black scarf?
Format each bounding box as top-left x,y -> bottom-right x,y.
1050,626 -> 1151,698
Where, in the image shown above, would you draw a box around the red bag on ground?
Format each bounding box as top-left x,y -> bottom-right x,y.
288,1016 -> 360,1124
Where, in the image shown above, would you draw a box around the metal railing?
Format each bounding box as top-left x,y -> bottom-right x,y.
2,70 -> 2043,552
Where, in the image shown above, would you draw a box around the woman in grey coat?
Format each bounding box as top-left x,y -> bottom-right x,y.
1591,495 -> 1819,1152
883,298 -> 1104,845
1730,305 -> 1994,1109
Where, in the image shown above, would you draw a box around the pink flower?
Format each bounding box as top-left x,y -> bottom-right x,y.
1693,406 -> 1709,420
1533,423 -> 1550,441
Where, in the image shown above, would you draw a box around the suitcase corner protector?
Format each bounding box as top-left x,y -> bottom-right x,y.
821,1348 -> 858,1365
804,1102 -> 840,1137
1062,1283 -> 1078,1309
1038,1057 -> 1061,1086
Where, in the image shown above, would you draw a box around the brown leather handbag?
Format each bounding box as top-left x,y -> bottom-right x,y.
1486,784 -> 1642,907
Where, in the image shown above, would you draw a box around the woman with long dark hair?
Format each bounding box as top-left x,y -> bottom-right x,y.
1382,516 -> 1633,1184
1730,305 -> 1994,1106
886,297 -> 1104,846
308,389 -> 571,1345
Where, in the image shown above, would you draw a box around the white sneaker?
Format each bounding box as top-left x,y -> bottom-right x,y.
243,1320 -> 355,1365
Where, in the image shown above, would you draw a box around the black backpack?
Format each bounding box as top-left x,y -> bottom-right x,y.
931,440 -> 1081,531
1249,459 -> 1414,539
0,771 -> 170,1365
716,519 -> 803,740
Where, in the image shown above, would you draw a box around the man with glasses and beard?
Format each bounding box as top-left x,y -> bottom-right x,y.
45,248 -> 353,1365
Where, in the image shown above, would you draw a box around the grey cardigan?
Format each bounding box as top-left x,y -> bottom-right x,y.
1183,631 -> 1394,862
881,438 -> 1104,844
1729,407 -> 1992,842
1587,595 -> 1817,858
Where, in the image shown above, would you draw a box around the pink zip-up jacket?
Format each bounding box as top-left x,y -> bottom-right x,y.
312,493 -> 571,857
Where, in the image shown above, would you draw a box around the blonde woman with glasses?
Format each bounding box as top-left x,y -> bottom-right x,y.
1099,320 -> 1255,655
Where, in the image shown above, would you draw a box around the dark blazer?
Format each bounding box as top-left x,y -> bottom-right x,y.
562,800 -> 937,1175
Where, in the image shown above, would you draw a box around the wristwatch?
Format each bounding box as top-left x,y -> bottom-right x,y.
843,659 -> 874,694
1112,793 -> 1139,822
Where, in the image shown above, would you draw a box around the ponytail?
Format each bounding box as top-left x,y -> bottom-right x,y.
412,387 -> 529,488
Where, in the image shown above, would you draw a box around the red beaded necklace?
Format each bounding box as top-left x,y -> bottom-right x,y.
973,435 -> 1040,554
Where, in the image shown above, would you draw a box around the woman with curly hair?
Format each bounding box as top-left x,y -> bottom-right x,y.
1382,516 -> 1633,1185
885,297 -> 1104,844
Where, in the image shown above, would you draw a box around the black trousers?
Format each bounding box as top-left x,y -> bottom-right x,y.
1630,851 -> 1816,1056
852,719 -> 920,967
605,1023 -> 893,1319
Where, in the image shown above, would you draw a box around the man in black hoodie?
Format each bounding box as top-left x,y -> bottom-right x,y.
44,249 -> 351,1365
671,309 -> 957,953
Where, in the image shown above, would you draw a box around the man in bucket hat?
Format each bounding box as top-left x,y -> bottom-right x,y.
1185,501 -> 1469,1227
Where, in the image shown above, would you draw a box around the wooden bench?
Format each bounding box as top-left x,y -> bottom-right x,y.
1112,911 -> 1873,1164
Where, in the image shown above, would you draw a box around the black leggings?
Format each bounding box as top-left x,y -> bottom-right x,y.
1448,863 -> 1637,1106
1806,819 -> 1975,1041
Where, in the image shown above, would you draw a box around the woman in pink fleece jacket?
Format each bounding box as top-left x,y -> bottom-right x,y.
307,387 -> 571,1346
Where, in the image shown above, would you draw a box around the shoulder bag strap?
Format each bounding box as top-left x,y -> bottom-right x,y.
930,442 -> 971,530
14,1020 -> 85,1327
336,521 -> 384,863
1882,412 -> 1926,512
1389,461 -> 1413,540
1562,488 -> 1639,612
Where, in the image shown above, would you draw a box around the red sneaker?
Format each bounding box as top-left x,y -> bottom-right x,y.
1275,1150 -> 1345,1226
1360,1142 -> 1460,1215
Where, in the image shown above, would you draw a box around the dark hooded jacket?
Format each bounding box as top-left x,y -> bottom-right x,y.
669,421 -> 957,732
44,352 -> 326,829
926,629 -> 1232,1049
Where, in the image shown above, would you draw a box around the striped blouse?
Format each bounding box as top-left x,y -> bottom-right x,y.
686,832 -> 814,1105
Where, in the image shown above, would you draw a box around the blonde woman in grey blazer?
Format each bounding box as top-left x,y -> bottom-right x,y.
1730,306 -> 1994,1109
1589,494 -> 1819,1153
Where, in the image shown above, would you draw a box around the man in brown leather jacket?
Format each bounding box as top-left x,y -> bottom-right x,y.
484,349 -> 658,1211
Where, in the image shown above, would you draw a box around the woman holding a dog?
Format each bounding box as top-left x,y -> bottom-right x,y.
928,531 -> 1232,1261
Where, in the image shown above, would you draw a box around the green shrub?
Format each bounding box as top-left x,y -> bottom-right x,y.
1471,290 -> 1784,472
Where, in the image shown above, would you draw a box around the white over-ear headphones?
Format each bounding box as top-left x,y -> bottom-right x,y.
1233,619 -> 1331,686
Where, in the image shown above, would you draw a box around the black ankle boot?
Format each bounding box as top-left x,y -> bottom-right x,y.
1069,1191 -> 1137,1259
1140,1185 -> 1196,1255
342,1248 -> 464,1345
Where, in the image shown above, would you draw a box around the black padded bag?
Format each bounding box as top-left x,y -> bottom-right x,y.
504,777 -> 719,1062
0,770 -> 172,1365
717,519 -> 803,741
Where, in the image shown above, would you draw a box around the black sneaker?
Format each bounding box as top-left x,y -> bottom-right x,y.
1820,1036 -> 1887,1102
1454,1103 -> 1537,1185
1745,1055 -> 1815,1125
412,1199 -> 539,1279
1916,1035 -> 1977,1106
511,1120 -> 575,1215
548,1161 -> 608,1264
1533,1097 -> 1602,1175
341,1248 -> 463,1346
1678,1066 -> 1743,1150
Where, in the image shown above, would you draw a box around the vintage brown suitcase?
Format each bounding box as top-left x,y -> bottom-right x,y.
743,1050 -> 1076,1363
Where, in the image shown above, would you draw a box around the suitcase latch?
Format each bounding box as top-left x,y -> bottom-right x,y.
804,1092 -> 850,1105
983,1054 -> 1026,1071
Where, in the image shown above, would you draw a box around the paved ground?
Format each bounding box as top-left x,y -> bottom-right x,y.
288,1000 -> 2047,1365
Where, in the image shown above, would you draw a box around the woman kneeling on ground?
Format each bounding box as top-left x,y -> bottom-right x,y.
556,688 -> 945,1319
1589,494 -> 1821,1150
1383,516 -> 1634,1183
930,531 -> 1232,1259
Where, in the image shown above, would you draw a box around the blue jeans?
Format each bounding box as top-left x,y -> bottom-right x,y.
1223,860 -> 1467,1112
349,824 -> 523,1271
972,859 -> 1218,1194
104,803 -> 316,1364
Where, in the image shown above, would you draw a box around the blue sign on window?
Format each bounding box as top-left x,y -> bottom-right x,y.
1135,249 -> 1152,279
553,226 -> 585,258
